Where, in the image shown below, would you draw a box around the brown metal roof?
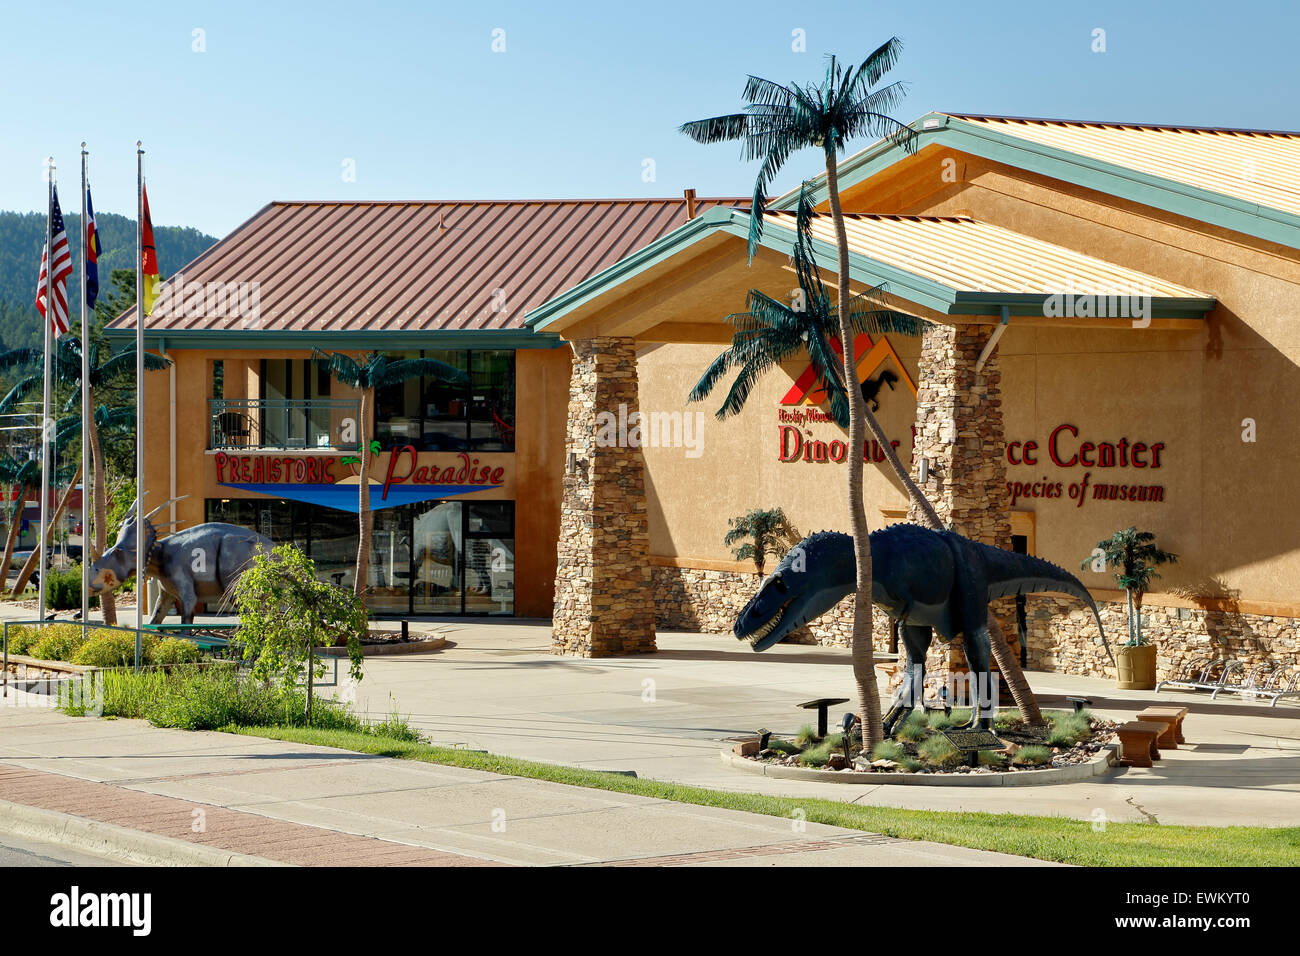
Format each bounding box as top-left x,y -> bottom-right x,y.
109,197 -> 747,334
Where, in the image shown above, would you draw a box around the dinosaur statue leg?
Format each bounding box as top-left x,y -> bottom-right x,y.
883,625 -> 932,737
148,588 -> 176,625
960,626 -> 996,730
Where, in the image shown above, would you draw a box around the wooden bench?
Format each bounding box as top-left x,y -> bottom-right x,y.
1137,705 -> 1188,745
1117,720 -> 1165,768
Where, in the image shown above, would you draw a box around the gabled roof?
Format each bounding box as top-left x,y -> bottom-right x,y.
108,197 -> 746,342
773,112 -> 1300,250
524,206 -> 1214,332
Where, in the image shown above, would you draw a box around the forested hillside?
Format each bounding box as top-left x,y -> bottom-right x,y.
0,210 -> 217,350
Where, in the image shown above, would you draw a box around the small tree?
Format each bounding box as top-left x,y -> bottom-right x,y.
233,544 -> 368,722
724,508 -> 798,575
1082,527 -> 1177,646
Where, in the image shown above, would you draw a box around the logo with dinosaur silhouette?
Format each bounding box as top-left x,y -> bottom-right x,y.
779,333 -> 917,412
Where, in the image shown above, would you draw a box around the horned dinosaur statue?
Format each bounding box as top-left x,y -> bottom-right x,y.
733,523 -> 1110,734
88,497 -> 274,624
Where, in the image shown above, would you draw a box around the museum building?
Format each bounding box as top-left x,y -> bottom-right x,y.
109,113 -> 1300,682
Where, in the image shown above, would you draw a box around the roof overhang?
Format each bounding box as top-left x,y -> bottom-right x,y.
103,327 -> 564,351
771,112 -> 1300,251
524,205 -> 1216,338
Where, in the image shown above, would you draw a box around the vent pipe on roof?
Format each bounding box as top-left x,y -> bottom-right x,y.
684,188 -> 698,220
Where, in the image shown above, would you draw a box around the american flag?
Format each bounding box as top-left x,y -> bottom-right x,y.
35,186 -> 72,336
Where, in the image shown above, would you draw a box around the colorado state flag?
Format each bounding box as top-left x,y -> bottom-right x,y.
85,187 -> 102,309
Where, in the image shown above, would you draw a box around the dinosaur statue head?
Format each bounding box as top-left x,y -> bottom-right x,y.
88,498 -> 167,594
734,531 -> 854,651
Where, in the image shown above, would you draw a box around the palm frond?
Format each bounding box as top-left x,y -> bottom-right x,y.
378,357 -> 467,388
312,349 -> 363,388
0,347 -> 39,373
679,113 -> 753,144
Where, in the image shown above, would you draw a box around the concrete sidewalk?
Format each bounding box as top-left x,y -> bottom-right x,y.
331,622 -> 1300,828
0,707 -> 1051,867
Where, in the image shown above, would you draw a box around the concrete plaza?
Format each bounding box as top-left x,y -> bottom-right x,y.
332,621 -> 1300,828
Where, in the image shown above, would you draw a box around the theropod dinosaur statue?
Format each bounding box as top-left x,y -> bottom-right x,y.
89,497 -> 273,624
733,523 -> 1110,733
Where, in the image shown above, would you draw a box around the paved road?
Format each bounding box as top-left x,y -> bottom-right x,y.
0,834 -> 129,867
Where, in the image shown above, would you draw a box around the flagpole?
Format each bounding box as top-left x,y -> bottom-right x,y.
80,144 -> 89,633
135,143 -> 144,669
38,160 -> 54,622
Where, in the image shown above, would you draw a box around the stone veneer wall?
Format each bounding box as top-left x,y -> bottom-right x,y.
652,566 -> 1300,683
1025,595 -> 1300,682
907,323 -> 1012,549
551,337 -> 656,657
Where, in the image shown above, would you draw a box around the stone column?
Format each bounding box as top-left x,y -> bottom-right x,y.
907,323 -> 1018,680
907,323 -> 1011,548
551,337 -> 656,657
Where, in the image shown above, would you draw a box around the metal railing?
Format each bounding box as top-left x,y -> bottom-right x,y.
209,398 -> 359,450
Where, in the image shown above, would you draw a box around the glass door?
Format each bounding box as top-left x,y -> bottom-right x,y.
411,501 -> 463,614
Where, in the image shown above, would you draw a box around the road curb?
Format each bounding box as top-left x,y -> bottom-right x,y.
0,797 -> 290,867
720,744 -> 1118,786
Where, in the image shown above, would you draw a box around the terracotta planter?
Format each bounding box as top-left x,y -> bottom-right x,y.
1115,643 -> 1158,690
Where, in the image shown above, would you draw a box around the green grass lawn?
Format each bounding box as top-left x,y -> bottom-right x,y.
233,724 -> 1299,867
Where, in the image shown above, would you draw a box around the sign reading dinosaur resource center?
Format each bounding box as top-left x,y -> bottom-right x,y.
776,333 -> 916,465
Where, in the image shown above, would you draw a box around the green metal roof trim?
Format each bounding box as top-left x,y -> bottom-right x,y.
523,205 -> 1214,329
771,112 -> 1300,250
103,328 -> 564,351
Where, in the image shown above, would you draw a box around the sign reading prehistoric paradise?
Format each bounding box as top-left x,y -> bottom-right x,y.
214,445 -> 505,512
775,333 -> 916,464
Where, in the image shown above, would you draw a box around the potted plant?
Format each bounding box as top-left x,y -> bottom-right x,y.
1083,527 -> 1177,689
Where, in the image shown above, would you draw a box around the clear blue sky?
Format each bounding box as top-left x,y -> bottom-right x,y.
3,0 -> 1298,238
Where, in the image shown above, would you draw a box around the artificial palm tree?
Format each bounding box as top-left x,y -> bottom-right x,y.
1084,527 -> 1177,645
724,507 -> 799,575
0,336 -> 171,623
312,351 -> 467,597
684,43 -> 1047,733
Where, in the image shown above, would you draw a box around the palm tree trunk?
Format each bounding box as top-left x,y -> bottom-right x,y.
826,154 -> 882,752
0,488 -> 28,588
861,332 -> 1044,725
12,465 -> 83,599
354,388 -> 372,598
86,405 -> 117,625
1130,589 -> 1140,644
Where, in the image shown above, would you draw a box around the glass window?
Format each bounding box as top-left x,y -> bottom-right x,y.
372,349 -> 514,453
204,498 -> 512,616
469,351 -> 514,451
419,350 -> 470,451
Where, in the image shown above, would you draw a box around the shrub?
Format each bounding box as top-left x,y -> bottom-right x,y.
795,723 -> 819,746
1013,744 -> 1052,766
4,624 -> 41,656
918,734 -> 962,768
148,637 -> 202,667
30,624 -> 89,663
979,750 -> 1009,768
73,632 -> 142,668
871,740 -> 906,762
895,710 -> 930,742
765,738 -> 799,755
43,564 -> 98,611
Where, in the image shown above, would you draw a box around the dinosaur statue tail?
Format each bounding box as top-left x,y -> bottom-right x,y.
975,542 -> 1113,664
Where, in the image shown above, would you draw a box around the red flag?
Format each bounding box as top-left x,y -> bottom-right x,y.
141,185 -> 160,315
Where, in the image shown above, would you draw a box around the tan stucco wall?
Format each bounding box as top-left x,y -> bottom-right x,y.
633,153 -> 1300,611
144,345 -> 567,618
